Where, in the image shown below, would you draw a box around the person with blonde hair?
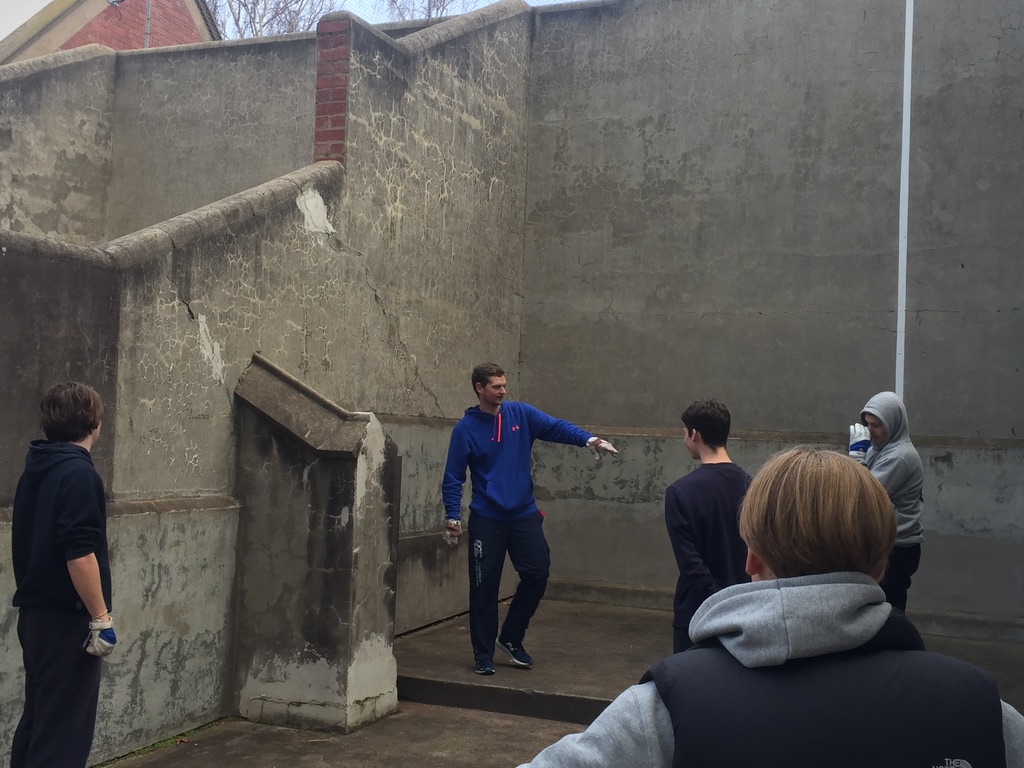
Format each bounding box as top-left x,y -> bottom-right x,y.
517,447 -> 1024,767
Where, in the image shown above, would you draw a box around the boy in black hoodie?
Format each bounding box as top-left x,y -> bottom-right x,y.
11,382 -> 116,768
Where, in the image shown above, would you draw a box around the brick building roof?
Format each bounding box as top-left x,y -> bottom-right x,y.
0,0 -> 221,65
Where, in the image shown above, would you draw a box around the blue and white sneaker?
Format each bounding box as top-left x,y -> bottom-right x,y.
474,659 -> 495,675
497,638 -> 533,667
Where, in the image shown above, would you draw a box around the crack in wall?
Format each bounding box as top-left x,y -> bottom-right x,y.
328,237 -> 444,417
168,278 -> 196,321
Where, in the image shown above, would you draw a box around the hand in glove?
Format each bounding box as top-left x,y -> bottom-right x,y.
848,423 -> 870,459
442,518 -> 462,548
84,615 -> 117,657
586,436 -> 618,462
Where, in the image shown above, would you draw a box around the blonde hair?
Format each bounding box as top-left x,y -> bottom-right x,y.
739,447 -> 895,578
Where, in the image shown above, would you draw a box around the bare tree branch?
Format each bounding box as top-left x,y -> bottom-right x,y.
211,0 -> 350,38
375,0 -> 483,22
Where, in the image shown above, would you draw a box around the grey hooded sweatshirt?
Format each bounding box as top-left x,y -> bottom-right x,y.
516,575 -> 1024,768
861,391 -> 924,545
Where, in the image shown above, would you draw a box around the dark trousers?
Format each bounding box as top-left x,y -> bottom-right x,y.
12,610 -> 102,768
880,544 -> 922,612
468,511 -> 550,662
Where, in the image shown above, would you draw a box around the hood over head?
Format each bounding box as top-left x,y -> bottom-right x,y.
861,391 -> 910,448
689,572 -> 892,668
21,440 -> 93,483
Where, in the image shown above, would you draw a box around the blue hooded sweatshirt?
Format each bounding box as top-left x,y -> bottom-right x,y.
442,400 -> 592,521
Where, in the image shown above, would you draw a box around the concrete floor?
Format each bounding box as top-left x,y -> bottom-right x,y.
105,599 -> 1024,767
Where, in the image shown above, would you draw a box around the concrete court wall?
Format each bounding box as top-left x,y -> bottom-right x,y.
106,35 -> 318,240
521,0 -> 905,433
0,46 -> 115,245
520,0 -> 1023,441
905,0 -> 1024,440
516,0 -> 1023,634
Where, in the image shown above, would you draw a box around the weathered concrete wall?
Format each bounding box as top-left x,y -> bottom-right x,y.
106,36 -> 318,239
109,161 -> 502,499
522,0 -> 905,432
0,47 -> 115,244
906,0 -> 1024,439
340,7 -> 531,418
233,363 -> 398,731
517,0 -> 1022,640
533,431 -> 1024,631
0,235 -> 120,504
380,415 -> 523,635
1,3 -> 1020,760
0,498 -> 239,765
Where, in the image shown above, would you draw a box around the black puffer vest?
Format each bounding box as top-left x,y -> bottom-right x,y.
643,611 -> 1005,768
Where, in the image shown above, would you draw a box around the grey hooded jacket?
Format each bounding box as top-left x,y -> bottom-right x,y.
861,391 -> 924,545
516,575 -> 1024,768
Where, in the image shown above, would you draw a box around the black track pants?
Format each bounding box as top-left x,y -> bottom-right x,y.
880,544 -> 922,612
11,610 -> 103,768
468,511 -> 550,662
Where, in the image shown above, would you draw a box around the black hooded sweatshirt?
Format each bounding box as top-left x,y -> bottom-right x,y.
12,440 -> 111,613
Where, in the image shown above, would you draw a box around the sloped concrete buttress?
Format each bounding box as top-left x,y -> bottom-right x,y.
232,354 -> 399,732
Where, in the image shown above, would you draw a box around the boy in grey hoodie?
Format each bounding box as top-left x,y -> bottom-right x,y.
517,448 -> 1024,768
849,390 -> 923,610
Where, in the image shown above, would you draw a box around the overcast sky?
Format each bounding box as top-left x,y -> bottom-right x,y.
0,0 -> 53,40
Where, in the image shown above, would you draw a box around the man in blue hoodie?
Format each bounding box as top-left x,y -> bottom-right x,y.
848,391 -> 924,611
11,382 -> 117,768
442,362 -> 618,675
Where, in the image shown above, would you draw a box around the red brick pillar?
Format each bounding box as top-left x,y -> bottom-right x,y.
315,16 -> 350,163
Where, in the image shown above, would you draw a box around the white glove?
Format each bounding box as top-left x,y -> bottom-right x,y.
586,436 -> 618,462
442,518 -> 462,548
84,616 -> 117,657
848,423 -> 870,459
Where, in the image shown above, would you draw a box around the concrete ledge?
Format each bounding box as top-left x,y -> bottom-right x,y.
569,425 -> 1023,449
532,0 -> 620,16
0,230 -> 114,269
396,0 -> 530,55
397,676 -> 607,725
101,162 -> 343,268
910,610 -> 1024,645
1,162 -> 343,272
107,496 -> 240,516
326,0 -> 530,64
234,353 -> 370,457
115,33 -> 316,59
0,42 -> 112,76
545,577 -> 672,611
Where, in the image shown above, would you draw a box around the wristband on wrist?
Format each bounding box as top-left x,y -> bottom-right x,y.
91,610 -> 110,621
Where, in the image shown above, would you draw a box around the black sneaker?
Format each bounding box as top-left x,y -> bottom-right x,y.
497,638 -> 533,667
474,660 -> 495,675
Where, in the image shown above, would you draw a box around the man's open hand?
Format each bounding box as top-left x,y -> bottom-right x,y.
587,437 -> 618,462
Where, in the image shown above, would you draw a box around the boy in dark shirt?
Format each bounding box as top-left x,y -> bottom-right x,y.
665,399 -> 751,652
11,382 -> 116,768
